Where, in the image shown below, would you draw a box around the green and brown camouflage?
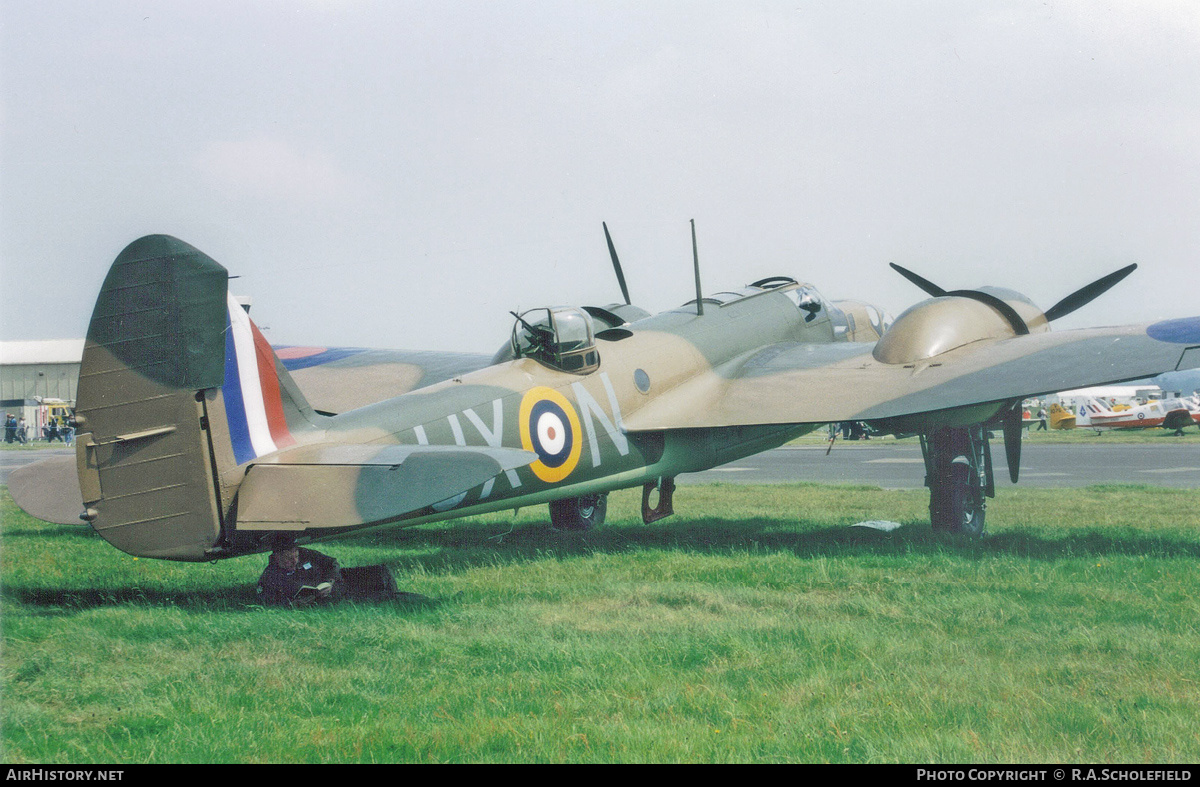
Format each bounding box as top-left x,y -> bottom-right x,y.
15,234 -> 1200,559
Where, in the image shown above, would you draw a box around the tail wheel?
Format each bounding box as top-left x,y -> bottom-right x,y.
930,460 -> 986,536
549,492 -> 608,531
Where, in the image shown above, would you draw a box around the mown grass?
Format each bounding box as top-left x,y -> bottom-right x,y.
3,483 -> 1200,763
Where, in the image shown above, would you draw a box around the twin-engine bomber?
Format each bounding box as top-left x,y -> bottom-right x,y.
10,232 -> 1200,560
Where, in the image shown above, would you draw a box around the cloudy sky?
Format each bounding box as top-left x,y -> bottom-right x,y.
2,1 -> 1198,352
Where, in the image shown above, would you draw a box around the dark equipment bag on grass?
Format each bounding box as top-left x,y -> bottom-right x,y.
339,564 -> 398,602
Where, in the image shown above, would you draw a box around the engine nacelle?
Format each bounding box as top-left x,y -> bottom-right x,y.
873,288 -> 1049,365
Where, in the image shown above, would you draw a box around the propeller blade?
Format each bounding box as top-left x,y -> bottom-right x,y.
602,222 -> 632,306
889,263 -> 947,297
1002,405 -> 1023,484
1043,263 -> 1137,322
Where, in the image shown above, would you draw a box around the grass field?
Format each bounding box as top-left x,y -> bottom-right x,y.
3,482 -> 1200,763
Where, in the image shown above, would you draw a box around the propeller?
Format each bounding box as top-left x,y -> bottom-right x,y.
888,263 -> 947,298
1001,404 -> 1023,484
890,262 -> 1139,325
602,222 -> 632,306
1042,263 -> 1137,322
891,261 -> 1031,334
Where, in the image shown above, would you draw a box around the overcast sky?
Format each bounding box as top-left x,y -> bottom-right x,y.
2,1 -> 1198,352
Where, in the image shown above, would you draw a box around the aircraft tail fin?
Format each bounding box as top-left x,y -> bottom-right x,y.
1047,402 -> 1077,430
73,235 -> 320,561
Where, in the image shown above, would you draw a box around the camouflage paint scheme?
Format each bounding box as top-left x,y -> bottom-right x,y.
279,347 -> 493,414
20,235 -> 1200,561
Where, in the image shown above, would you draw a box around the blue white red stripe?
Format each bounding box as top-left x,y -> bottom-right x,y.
223,293 -> 294,464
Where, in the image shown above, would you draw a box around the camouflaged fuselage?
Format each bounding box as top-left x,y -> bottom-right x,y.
235,286 -> 836,542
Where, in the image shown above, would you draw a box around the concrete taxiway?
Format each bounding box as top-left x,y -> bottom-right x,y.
679,442 -> 1200,488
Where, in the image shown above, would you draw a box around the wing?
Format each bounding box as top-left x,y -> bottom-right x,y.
234,443 -> 536,530
622,319 -> 1200,430
275,346 -> 494,413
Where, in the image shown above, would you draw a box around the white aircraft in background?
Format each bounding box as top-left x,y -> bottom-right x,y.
1074,396 -> 1197,434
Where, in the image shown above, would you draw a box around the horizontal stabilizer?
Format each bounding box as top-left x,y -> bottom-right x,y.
8,455 -> 84,526
235,443 -> 536,530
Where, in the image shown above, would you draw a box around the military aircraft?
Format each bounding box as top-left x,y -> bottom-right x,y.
8,232 -> 1200,558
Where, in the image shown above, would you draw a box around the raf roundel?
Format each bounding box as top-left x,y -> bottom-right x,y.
518,387 -> 584,483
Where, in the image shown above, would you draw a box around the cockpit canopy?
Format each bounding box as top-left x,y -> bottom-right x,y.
510,307 -> 599,374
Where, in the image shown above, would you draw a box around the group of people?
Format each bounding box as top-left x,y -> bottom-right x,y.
3,413 -> 75,445
4,414 -> 27,444
42,415 -> 76,444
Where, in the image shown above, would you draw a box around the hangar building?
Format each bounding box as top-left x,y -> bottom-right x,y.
0,339 -> 84,438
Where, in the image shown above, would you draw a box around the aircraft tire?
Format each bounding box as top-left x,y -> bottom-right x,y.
930,460 -> 985,537
549,492 -> 607,531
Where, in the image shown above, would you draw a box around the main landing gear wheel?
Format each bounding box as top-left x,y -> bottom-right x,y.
930,460 -> 986,537
923,426 -> 990,538
549,492 -> 608,531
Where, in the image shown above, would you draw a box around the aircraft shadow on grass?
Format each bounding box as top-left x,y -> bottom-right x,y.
7,581 -> 445,616
4,524 -> 97,539
363,516 -> 1200,568
7,517 -> 1199,614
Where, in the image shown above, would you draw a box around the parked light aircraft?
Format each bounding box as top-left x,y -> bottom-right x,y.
1073,396 -> 1199,433
8,232 -> 1200,557
1047,402 -> 1078,430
